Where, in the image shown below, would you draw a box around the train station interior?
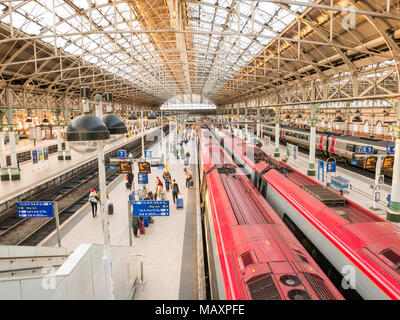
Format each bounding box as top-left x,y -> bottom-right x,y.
0,0 -> 400,303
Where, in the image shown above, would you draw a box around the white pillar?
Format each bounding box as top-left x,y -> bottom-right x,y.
9,130 -> 19,180
57,126 -> 64,160
307,105 -> 317,176
388,137 -> 400,222
274,107 -> 280,157
257,107 -> 261,139
0,130 -> 9,180
141,110 -> 144,158
245,108 -> 248,141
95,99 -> 115,300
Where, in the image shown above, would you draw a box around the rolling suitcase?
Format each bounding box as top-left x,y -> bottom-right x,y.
140,220 -> 145,234
184,159 -> 189,165
190,179 -> 194,187
143,217 -> 149,227
108,203 -> 114,215
176,197 -> 183,209
126,181 -> 132,189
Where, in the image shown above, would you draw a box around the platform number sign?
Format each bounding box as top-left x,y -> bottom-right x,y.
145,150 -> 152,159
386,145 -> 395,154
327,162 -> 337,173
117,150 -> 127,158
361,146 -> 374,154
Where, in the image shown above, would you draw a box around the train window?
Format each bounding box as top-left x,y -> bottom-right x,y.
346,144 -> 356,152
380,249 -> 400,270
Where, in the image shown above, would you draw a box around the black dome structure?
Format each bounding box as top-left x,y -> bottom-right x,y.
66,114 -> 110,141
102,114 -> 127,135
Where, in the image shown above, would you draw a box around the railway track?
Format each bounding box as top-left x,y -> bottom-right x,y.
0,128 -> 167,246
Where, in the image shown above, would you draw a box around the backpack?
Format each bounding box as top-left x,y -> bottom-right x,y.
89,196 -> 98,204
172,183 -> 178,193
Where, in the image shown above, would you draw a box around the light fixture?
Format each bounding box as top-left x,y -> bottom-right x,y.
352,109 -> 362,122
42,118 -> 49,123
102,92 -> 127,143
129,114 -> 137,120
66,87 -> 110,154
297,114 -> 303,119
286,114 -> 291,119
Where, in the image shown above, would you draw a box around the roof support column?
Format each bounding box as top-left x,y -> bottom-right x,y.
274,106 -> 280,158
257,107 -> 261,139
307,104 -> 319,176
388,99 -> 400,222
6,89 -> 19,180
55,110 -> 64,161
62,109 -> 71,160
245,107 -> 248,141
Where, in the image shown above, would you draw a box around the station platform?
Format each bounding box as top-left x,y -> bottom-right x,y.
0,128 -> 158,205
259,139 -> 399,226
3,138 -> 58,158
41,127 -> 204,300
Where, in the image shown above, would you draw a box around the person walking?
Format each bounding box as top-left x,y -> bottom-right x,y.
127,172 -> 134,189
89,188 -> 99,217
185,167 -> 193,188
163,170 -> 171,191
171,179 -> 180,204
155,177 -> 163,200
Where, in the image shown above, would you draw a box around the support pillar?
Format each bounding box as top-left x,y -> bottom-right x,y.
57,126 -> 64,160
388,137 -> 400,222
0,114 -> 9,180
274,106 -> 280,157
256,107 -> 261,139
307,104 -> 318,176
245,108 -> 248,141
63,110 -> 71,160
6,102 -> 19,180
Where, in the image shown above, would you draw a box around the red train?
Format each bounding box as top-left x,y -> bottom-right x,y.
197,128 -> 343,300
213,127 -> 400,300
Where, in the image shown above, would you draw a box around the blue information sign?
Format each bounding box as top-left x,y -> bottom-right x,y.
17,202 -> 53,218
132,200 -> 169,217
138,173 -> 148,184
327,162 -> 337,173
110,165 -> 115,170
361,146 -> 373,154
387,145 -> 395,153
351,160 -> 357,165
145,150 -> 152,159
118,150 -> 127,158
318,160 -> 325,183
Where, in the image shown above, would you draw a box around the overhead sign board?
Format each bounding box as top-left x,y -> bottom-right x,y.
117,150 -> 127,158
132,200 -> 169,217
386,145 -> 395,154
327,162 -> 337,173
145,150 -> 152,159
120,162 -> 132,174
17,201 -> 53,218
365,156 -> 377,169
361,146 -> 374,154
138,161 -> 151,174
138,173 -> 148,184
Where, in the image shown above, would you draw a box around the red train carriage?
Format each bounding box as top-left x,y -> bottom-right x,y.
197,128 -> 343,300
214,128 -> 400,300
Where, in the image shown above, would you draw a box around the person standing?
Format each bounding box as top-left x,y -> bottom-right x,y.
163,170 -> 171,191
89,188 -> 99,217
185,168 -> 192,188
127,172 -> 134,189
171,179 -> 180,204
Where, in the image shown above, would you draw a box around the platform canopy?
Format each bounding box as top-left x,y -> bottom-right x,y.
0,1 -> 399,108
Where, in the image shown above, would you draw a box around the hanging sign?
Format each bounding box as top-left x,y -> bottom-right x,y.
383,156 -> 394,169
365,156 -> 377,169
120,162 -> 132,174
43,147 -> 49,160
138,173 -> 148,184
32,150 -> 38,164
138,161 -> 151,174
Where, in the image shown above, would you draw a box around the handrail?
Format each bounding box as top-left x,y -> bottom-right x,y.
0,264 -> 63,274
0,254 -> 68,261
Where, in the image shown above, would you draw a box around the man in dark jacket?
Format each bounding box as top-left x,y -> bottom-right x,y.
171,179 -> 180,204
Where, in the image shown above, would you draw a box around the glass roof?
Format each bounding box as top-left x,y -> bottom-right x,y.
0,0 -> 311,104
